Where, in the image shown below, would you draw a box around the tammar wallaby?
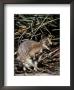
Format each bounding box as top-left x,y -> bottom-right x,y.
17,38 -> 51,71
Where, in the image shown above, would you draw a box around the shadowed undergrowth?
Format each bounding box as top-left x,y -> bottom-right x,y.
14,14 -> 60,75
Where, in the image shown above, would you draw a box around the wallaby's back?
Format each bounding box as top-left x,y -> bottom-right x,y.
17,39 -> 42,63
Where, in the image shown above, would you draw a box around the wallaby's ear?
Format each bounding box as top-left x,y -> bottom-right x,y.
40,35 -> 46,42
40,37 -> 46,44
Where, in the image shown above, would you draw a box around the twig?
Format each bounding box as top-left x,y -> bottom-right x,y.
49,48 -> 59,56
52,38 -> 59,40
52,29 -> 60,31
33,18 -> 60,35
44,26 -> 51,34
31,16 -> 48,38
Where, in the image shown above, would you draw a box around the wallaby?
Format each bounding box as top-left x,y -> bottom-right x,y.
17,38 -> 51,71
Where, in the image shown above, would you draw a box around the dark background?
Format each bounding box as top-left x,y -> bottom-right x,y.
0,0 -> 73,90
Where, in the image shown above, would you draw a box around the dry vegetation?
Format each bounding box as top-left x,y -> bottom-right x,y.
14,14 -> 60,75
